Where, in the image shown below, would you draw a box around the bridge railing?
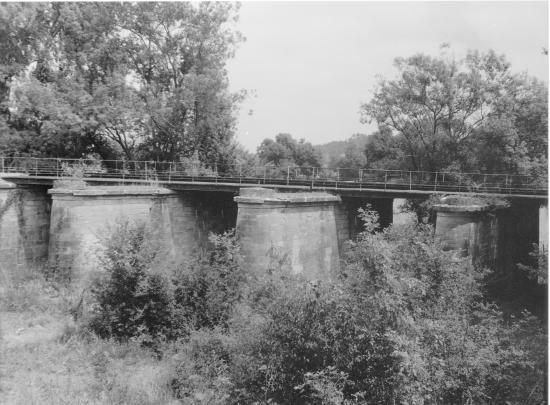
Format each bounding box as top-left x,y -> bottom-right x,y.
0,156 -> 547,196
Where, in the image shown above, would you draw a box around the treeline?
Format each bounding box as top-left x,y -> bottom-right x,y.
70,213 -> 546,404
1,3 -> 546,180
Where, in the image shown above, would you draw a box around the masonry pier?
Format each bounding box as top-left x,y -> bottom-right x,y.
0,182 -> 51,270
433,197 -> 506,267
48,186 -> 236,284
235,188 -> 341,279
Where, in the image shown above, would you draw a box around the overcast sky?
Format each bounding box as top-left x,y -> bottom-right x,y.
226,1 -> 548,151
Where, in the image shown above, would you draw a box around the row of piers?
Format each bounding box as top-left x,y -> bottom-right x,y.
0,182 -> 547,283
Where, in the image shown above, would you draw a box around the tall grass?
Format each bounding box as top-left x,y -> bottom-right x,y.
0,263 -> 179,405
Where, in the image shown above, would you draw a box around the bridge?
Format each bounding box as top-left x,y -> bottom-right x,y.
0,156 -> 547,283
0,156 -> 547,199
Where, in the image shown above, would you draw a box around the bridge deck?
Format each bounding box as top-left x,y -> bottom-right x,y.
2,173 -> 547,200
0,157 -> 546,199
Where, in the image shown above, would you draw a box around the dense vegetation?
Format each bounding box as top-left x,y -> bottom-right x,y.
0,2 -> 246,166
75,211 -> 546,404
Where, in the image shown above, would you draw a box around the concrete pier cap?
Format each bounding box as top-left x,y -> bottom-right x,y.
235,187 -> 341,205
433,195 -> 509,213
235,187 -> 341,280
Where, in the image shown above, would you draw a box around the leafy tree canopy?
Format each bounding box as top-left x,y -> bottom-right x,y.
0,2 -> 245,164
360,47 -> 548,177
257,133 -> 322,167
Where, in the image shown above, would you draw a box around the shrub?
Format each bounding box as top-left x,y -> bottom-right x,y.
172,230 -> 245,333
88,218 -> 176,342
227,276 -> 395,404
88,220 -> 245,345
170,329 -> 234,404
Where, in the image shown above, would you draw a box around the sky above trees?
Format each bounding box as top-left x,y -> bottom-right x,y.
226,1 -> 548,151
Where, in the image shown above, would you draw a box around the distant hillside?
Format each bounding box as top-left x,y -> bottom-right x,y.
315,133 -> 370,166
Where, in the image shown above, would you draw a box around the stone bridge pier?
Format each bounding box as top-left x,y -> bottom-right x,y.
433,197 -> 548,269
235,188 -> 341,279
47,186 -> 236,284
0,181 -> 51,271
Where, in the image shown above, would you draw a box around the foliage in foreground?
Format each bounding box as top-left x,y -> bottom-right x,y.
86,214 -> 546,404
87,219 -> 244,345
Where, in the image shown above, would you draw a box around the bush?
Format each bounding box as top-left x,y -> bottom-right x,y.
170,329 -> 234,404
227,276 -> 395,404
172,230 -> 245,333
88,219 -> 245,345
88,218 -> 176,342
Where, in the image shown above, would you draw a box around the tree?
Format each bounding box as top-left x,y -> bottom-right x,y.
118,2 -> 245,163
363,128 -> 405,170
1,2 -> 245,163
257,133 -> 322,167
360,48 -> 548,176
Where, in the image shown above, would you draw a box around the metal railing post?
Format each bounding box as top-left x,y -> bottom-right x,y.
409,171 -> 412,190
263,166 -> 266,184
239,165 -> 242,183
384,170 -> 387,189
1,157 -> 4,173
434,172 -> 438,191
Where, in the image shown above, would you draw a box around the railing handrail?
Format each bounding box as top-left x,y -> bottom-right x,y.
0,156 -> 547,195
0,155 -> 543,178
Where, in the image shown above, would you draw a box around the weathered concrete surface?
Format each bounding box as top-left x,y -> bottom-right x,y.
0,182 -> 51,271
235,188 -> 341,279
434,197 -> 507,267
48,186 -> 236,284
